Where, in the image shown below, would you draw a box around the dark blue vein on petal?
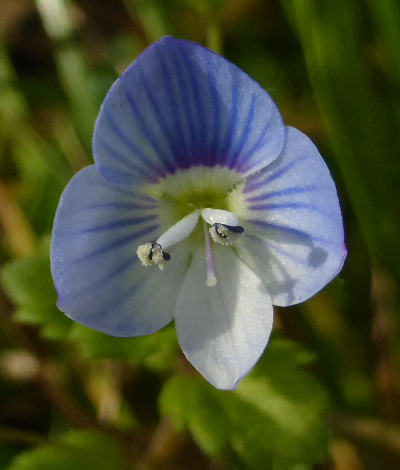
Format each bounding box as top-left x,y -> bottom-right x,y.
137,65 -> 186,169
243,153 -> 308,193
73,224 -> 159,265
132,194 -> 158,204
177,45 -> 208,165
229,94 -> 256,168
248,220 -> 333,246
81,202 -> 157,211
266,242 -> 308,267
86,270 -> 165,330
169,53 -> 199,166
79,214 -> 157,234
220,75 -> 239,166
87,280 -> 141,326
247,201 -> 334,217
156,49 -> 191,166
57,255 -> 138,303
102,109 -> 162,176
104,184 -> 157,205
96,134 -> 156,181
246,233 -> 308,267
206,53 -> 221,167
237,118 -> 272,173
122,85 -> 175,174
245,185 -> 322,203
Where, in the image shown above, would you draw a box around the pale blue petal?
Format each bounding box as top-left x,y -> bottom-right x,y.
93,36 -> 286,185
51,166 -> 189,336
175,246 -> 273,390
239,127 -> 346,306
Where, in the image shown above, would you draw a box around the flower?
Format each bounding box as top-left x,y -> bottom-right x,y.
51,37 -> 346,390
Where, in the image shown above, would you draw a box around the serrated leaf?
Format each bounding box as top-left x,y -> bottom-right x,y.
5,430 -> 127,470
160,338 -> 329,469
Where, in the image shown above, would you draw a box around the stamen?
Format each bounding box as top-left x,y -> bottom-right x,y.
203,223 -> 217,287
137,210 -> 200,269
201,208 -> 244,246
201,208 -> 238,226
209,223 -> 244,246
137,241 -> 170,270
156,210 -> 200,249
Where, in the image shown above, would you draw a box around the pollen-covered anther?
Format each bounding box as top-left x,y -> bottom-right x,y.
209,223 -> 244,246
137,241 -> 170,270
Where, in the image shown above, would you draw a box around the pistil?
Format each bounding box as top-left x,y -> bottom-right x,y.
204,222 -> 217,287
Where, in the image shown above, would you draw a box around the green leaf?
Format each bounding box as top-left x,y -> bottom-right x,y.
69,324 -> 179,372
160,338 -> 329,469
5,430 -> 127,470
0,241 -> 73,340
160,372 -> 229,457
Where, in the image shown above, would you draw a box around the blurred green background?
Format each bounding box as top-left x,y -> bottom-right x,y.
0,0 -> 399,469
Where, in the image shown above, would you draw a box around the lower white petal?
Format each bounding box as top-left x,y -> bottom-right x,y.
174,245 -> 273,390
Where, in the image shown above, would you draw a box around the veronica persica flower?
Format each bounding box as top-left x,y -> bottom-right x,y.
51,37 -> 346,389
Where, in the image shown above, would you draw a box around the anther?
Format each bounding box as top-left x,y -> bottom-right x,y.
209,223 -> 244,245
137,241 -> 170,270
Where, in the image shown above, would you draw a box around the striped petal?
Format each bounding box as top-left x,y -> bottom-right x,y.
175,246 -> 273,390
51,166 -> 189,336
93,36 -> 286,186
239,127 -> 346,306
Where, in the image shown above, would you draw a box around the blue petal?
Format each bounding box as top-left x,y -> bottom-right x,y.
239,127 -> 346,306
51,165 -> 189,336
93,36 -> 286,185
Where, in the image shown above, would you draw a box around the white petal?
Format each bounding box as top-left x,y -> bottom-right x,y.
175,246 -> 273,390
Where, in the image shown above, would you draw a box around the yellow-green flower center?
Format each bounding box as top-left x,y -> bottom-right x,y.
145,165 -> 243,225
137,166 -> 248,284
